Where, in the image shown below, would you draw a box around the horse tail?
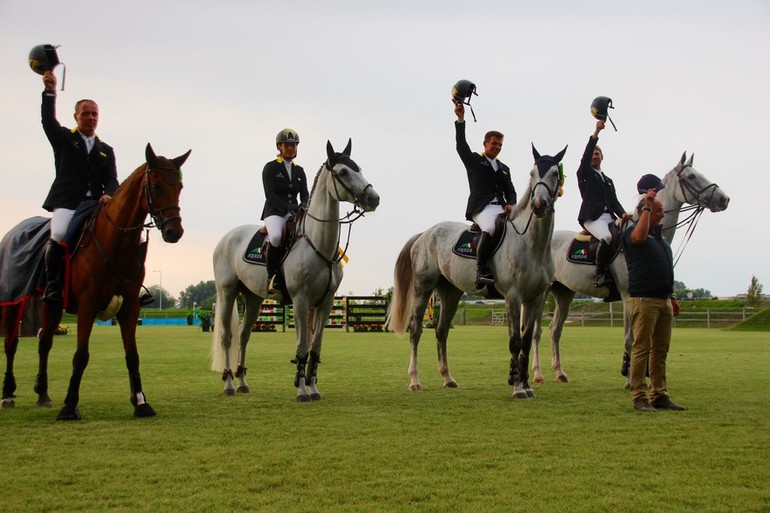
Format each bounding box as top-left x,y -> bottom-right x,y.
210,294 -> 242,372
386,232 -> 421,337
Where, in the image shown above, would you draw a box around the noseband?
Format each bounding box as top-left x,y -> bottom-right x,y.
325,160 -> 373,217
674,164 -> 721,208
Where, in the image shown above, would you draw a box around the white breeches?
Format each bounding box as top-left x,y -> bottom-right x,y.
50,208 -> 76,243
472,204 -> 504,235
583,212 -> 614,243
264,213 -> 292,247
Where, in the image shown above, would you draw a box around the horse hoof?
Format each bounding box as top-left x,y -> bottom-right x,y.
57,406 -> 81,421
134,403 -> 157,418
443,381 -> 459,389
296,394 -> 312,403
556,374 -> 569,383
222,388 -> 236,396
533,376 -> 544,384
512,390 -> 529,399
623,382 -> 631,390
236,385 -> 251,394
525,388 -> 536,398
408,384 -> 422,392
37,398 -> 53,408
309,393 -> 322,401
1,398 -> 15,409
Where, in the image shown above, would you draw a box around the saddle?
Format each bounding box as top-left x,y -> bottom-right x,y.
242,209 -> 304,265
566,219 -> 625,265
451,214 -> 507,260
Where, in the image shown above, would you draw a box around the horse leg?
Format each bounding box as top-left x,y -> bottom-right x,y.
549,284 -> 576,383
506,298 -> 527,399
520,297 -> 546,398
234,292 -> 262,394
57,307 -> 91,421
292,300 -> 312,402
407,284 -> 435,391
117,302 -> 156,418
217,287 -> 239,396
531,291 -> 548,385
435,284 -> 463,388
34,303 -> 59,408
622,299 -> 633,389
306,304 -> 331,401
2,305 -> 21,408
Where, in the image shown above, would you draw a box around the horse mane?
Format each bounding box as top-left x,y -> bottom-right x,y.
306,164 -> 326,209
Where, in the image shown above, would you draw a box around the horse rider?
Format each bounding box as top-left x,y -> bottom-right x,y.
576,119 -> 629,288
40,70 -> 118,304
261,128 -> 309,294
453,100 -> 516,289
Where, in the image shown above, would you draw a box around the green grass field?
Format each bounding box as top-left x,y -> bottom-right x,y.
2,325 -> 769,512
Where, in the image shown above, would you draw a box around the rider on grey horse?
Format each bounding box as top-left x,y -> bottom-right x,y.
576,119 -> 629,288
453,100 -> 516,289
261,128 -> 309,294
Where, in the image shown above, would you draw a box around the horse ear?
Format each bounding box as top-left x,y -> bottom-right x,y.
679,151 -> 687,167
145,143 -> 158,165
326,140 -> 335,162
342,138 -> 352,157
685,152 -> 694,167
172,149 -> 192,169
531,143 -> 541,161
555,145 -> 568,163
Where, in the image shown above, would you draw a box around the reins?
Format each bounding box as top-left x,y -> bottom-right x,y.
508,170 -> 559,236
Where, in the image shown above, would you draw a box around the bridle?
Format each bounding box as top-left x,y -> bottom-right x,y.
664,164 -> 720,267
103,163 -> 182,233
509,163 -> 560,236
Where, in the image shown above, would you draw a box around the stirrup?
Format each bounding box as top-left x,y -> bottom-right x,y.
594,272 -> 614,288
267,275 -> 283,296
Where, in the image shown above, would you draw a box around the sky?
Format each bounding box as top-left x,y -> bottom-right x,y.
1,1 -> 768,303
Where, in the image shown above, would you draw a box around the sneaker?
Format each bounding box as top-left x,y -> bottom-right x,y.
633,398 -> 656,412
651,396 -> 686,411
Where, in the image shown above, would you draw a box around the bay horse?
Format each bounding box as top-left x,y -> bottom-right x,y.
531,152 -> 730,385
387,145 -> 567,398
211,140 -> 380,401
1,143 -> 190,420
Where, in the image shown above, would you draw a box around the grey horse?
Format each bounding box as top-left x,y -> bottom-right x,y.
211,140 -> 379,401
388,145 -> 567,398
532,152 -> 730,386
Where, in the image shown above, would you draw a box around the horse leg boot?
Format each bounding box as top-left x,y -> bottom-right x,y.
307,351 -> 321,401
475,231 -> 495,289
266,243 -> 285,294
594,240 -> 614,288
292,353 -> 311,402
43,239 -> 66,305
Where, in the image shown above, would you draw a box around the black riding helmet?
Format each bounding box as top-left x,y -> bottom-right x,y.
28,44 -> 65,90
452,79 -> 478,122
276,128 -> 300,147
591,96 -> 617,131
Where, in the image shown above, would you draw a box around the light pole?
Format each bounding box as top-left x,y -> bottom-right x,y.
153,270 -> 162,310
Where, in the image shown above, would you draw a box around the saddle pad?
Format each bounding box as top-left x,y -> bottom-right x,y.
451,230 -> 480,259
566,239 -> 597,265
243,230 -> 267,265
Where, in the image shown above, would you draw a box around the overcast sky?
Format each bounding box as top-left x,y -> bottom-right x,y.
1,1 -> 768,301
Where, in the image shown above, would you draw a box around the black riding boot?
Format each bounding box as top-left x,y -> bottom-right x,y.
594,240 -> 614,288
266,243 -> 285,293
43,239 -> 66,304
475,231 -> 495,289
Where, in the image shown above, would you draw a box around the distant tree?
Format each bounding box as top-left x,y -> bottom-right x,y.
373,287 -> 393,303
746,276 -> 764,307
673,280 -> 711,299
178,280 -> 217,309
144,285 -> 177,309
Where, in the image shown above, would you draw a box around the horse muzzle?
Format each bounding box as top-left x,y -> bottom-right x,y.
708,192 -> 730,212
161,220 -> 184,243
361,188 -> 380,212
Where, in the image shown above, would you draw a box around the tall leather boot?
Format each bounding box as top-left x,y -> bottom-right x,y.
475,231 -> 495,289
266,243 -> 285,293
594,240 -> 614,288
43,239 -> 66,304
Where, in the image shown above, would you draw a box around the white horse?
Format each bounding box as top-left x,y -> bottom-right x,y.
532,152 -> 730,385
211,140 -> 380,401
388,145 -> 567,398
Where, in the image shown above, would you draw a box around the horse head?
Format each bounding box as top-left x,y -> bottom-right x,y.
668,152 -> 730,213
529,144 -> 568,217
323,139 -> 380,212
144,143 -> 191,243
